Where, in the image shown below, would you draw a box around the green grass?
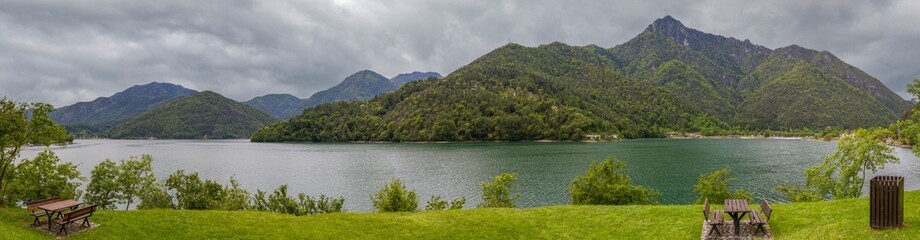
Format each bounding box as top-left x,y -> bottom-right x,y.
2,191 -> 918,239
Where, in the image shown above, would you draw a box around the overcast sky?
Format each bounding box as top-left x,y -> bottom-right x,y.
1,0 -> 918,107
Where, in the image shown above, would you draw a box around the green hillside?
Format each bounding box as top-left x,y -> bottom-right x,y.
3,190 -> 918,239
253,42 -> 697,142
244,94 -> 304,120
109,91 -> 277,139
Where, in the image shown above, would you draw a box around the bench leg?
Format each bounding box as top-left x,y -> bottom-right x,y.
33,216 -> 39,226
83,218 -> 90,227
708,224 -> 721,237
754,223 -> 766,236
58,222 -> 67,234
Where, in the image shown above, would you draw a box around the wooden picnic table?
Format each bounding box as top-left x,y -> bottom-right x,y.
37,200 -> 82,230
724,199 -> 751,236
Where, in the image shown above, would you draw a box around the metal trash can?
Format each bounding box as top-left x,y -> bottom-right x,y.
870,175 -> 904,229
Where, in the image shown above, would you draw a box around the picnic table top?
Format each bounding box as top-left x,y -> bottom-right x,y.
723,199 -> 750,213
37,200 -> 82,212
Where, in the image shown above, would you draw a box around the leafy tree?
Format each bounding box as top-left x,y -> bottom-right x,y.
370,178 -> 418,212
84,160 -> 120,209
796,128 -> 898,200
163,170 -> 225,210
137,182 -> 173,209
907,79 -> 920,102
118,155 -> 156,209
424,195 -> 466,211
4,150 -> 82,205
479,173 -> 519,208
0,99 -> 68,206
85,155 -> 158,210
693,168 -> 751,204
569,156 -> 659,205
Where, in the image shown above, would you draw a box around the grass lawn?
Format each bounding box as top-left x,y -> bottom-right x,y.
2,191 -> 918,239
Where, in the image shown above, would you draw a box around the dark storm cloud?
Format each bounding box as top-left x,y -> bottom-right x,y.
1,0 -> 918,106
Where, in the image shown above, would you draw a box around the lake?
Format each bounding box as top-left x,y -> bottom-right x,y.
21,139 -> 920,211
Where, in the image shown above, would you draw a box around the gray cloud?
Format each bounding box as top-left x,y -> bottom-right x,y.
1,0 -> 918,107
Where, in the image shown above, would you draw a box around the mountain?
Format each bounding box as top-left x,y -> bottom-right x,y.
253,16 -> 910,142
109,91 -> 277,139
390,71 -> 443,86
608,16 -> 907,127
302,70 -> 397,108
50,82 -> 197,126
254,42 -> 695,142
244,94 -> 304,120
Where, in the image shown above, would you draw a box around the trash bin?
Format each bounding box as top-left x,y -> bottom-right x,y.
870,175 -> 904,229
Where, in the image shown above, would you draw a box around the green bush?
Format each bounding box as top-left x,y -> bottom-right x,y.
479,173 -> 519,208
371,178 -> 418,212
252,185 -> 344,216
4,150 -> 83,205
164,170 -> 225,210
569,156 -> 659,205
775,183 -> 822,202
693,168 -> 751,204
424,195 -> 466,211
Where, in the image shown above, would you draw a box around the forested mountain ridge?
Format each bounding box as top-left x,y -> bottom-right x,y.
613,16 -> 909,115
253,42 -> 698,142
254,16 -> 910,142
390,71 -> 443,86
50,82 -> 197,126
302,70 -> 398,108
244,94 -> 304,120
109,91 -> 277,139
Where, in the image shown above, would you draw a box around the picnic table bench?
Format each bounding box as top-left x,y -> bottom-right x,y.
702,198 -> 725,237
26,196 -> 60,225
54,204 -> 96,234
724,199 -> 751,236
749,197 -> 773,236
37,199 -> 83,230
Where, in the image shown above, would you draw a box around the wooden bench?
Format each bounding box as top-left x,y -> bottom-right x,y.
749,197 -> 772,236
703,198 -> 725,237
54,204 -> 96,234
26,196 -> 60,225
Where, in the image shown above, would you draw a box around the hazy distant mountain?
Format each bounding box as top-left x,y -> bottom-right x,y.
50,82 -> 197,126
390,71 -> 443,86
247,71 -> 442,119
109,91 -> 277,139
244,94 -> 304,120
254,16 -> 910,142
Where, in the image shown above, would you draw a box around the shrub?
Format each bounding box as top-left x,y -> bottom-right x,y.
775,183 -> 822,202
4,150 -> 82,205
693,168 -> 751,204
425,195 -> 466,211
137,182 -> 174,209
163,170 -> 225,210
371,178 -> 418,212
569,156 -> 659,205
252,184 -> 344,215
479,173 -> 519,208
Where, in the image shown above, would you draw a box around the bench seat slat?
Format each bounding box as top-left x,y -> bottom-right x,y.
55,213 -> 92,224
